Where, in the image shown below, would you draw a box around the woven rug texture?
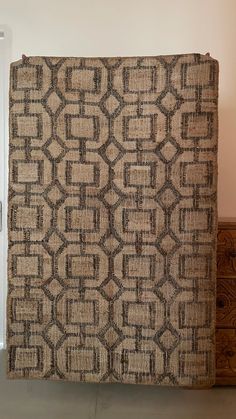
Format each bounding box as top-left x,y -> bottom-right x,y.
7,53 -> 218,387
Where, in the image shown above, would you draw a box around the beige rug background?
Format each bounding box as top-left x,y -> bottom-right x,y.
7,53 -> 218,387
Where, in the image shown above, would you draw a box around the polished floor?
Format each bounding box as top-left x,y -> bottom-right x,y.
0,351 -> 235,419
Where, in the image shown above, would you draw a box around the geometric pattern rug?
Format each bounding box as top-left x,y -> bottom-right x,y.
7,53 -> 219,387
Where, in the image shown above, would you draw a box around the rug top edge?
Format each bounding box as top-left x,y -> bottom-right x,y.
11,52 -> 218,66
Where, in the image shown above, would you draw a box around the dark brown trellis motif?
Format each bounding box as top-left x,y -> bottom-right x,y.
7,53 -> 218,387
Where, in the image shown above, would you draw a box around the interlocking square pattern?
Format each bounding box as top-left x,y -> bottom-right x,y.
7,53 -> 219,387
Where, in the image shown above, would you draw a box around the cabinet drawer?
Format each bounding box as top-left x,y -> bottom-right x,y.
216,278 -> 236,328
217,228 -> 236,278
216,328 -> 236,385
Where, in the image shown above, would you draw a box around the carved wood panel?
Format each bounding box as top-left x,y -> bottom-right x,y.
217,227 -> 236,278
216,329 -> 236,385
216,220 -> 236,385
216,278 -> 236,328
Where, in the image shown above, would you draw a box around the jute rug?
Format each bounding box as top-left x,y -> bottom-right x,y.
7,53 -> 218,387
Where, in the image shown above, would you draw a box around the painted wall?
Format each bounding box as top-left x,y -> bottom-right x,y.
1,0 -> 236,217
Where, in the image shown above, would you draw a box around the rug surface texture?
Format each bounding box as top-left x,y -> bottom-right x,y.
7,53 -> 218,387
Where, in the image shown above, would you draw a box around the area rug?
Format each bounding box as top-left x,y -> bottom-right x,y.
7,53 -> 219,387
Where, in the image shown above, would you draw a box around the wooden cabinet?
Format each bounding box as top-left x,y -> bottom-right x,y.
216,219 -> 236,385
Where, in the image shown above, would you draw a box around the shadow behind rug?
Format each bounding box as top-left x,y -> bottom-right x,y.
7,53 -> 218,387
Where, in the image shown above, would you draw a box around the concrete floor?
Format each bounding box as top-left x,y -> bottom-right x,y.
0,351 -> 235,419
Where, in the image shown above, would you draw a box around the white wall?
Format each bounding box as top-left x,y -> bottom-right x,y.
1,0 -> 236,216
0,27 -> 10,347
